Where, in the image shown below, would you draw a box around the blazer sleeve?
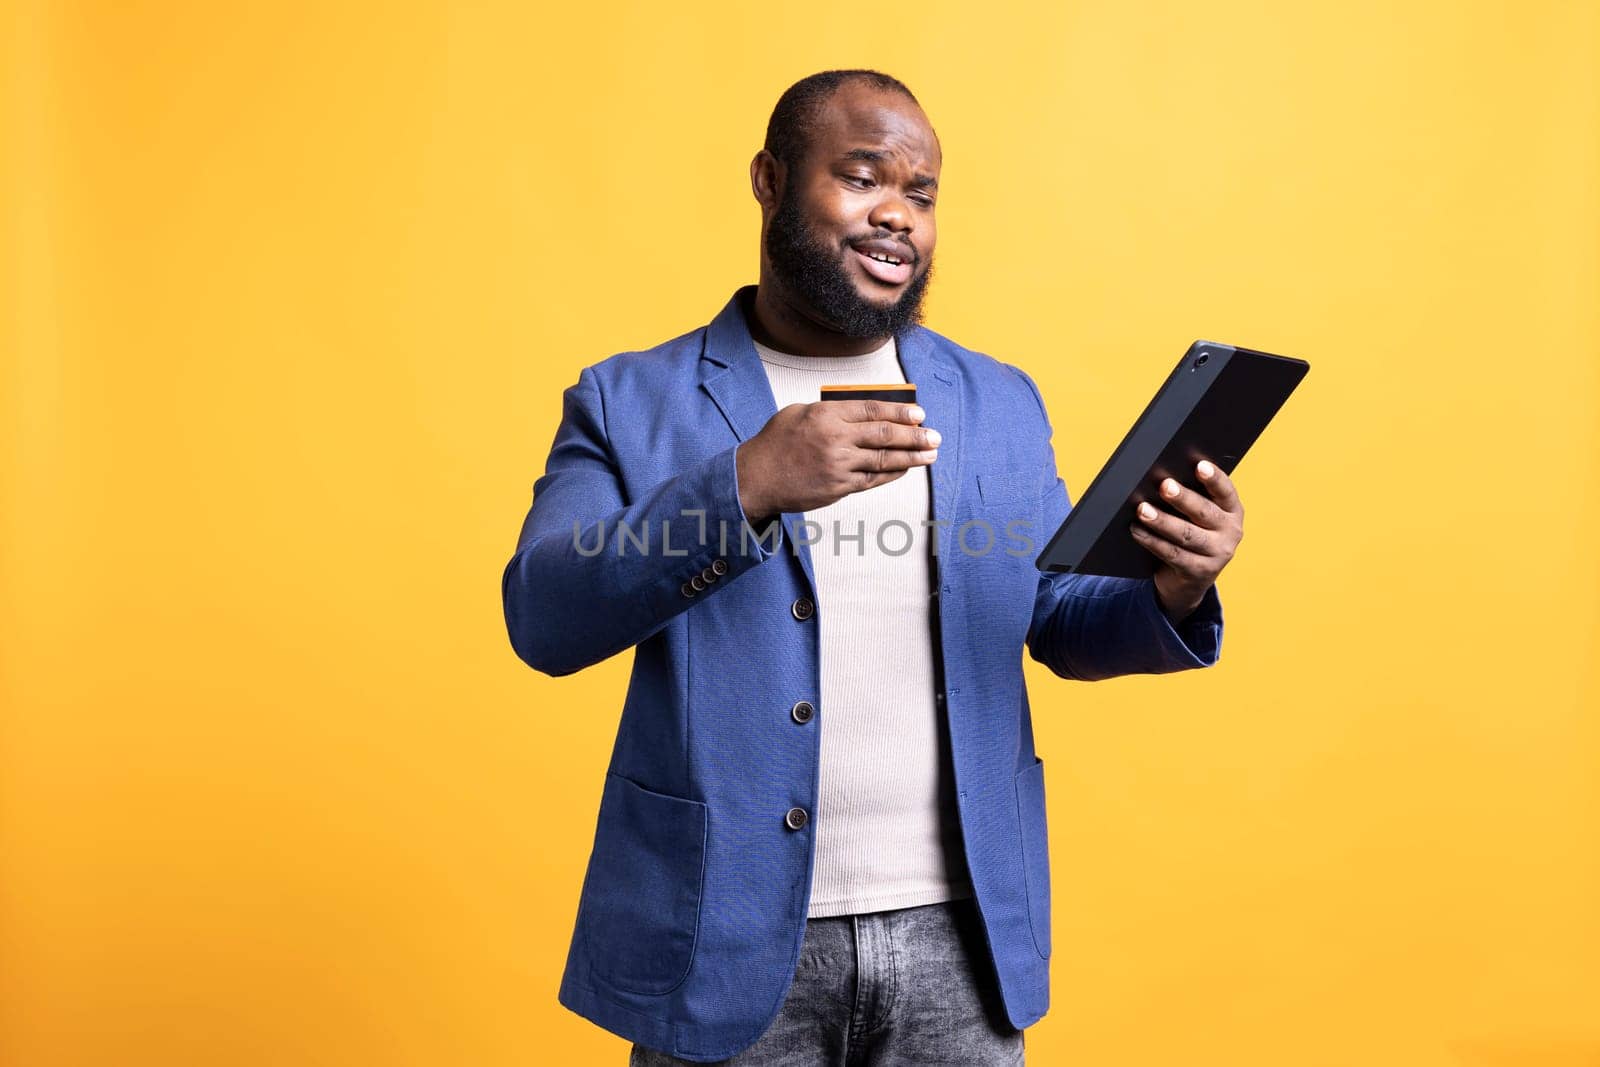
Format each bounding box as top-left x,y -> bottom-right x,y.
1011,366 -> 1224,682
501,365 -> 785,677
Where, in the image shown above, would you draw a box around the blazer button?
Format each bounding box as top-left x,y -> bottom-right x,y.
790,700 -> 815,724
690,574 -> 707,592
699,566 -> 718,584
710,558 -> 729,576
791,597 -> 814,621
784,807 -> 809,830
680,581 -> 697,599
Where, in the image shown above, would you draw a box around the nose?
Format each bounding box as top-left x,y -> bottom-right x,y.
867,191 -> 914,236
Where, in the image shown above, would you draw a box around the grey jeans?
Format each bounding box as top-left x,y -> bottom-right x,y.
629,896 -> 1025,1066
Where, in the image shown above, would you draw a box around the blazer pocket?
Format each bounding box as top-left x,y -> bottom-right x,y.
961,469 -> 1042,577
1014,756 -> 1053,960
978,468 -> 1039,504
576,772 -> 708,995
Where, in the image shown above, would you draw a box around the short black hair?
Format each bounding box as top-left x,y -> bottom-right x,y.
763,69 -> 921,175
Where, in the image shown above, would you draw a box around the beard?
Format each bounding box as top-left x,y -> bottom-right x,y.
762,183 -> 935,341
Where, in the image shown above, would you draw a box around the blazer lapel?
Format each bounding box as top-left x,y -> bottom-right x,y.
700,286 -> 778,444
895,325 -> 963,564
699,287 -> 819,591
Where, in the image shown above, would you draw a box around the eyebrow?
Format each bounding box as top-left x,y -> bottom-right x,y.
841,148 -> 939,191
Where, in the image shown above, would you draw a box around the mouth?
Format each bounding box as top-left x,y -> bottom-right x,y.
849,243 -> 914,287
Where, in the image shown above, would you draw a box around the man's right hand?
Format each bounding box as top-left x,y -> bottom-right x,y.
735,400 -> 940,526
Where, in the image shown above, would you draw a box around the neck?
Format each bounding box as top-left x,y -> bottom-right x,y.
747,278 -> 893,358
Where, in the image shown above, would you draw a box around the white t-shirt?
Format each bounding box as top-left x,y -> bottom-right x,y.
753,334 -> 972,917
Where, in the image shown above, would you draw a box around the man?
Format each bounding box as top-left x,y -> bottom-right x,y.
502,69 -> 1243,1065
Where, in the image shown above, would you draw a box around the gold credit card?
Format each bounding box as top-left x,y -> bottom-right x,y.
819,383 -> 917,404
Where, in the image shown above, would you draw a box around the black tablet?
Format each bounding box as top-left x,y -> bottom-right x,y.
1034,341 -> 1309,577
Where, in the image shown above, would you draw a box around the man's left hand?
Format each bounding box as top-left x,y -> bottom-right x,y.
1129,459 -> 1244,625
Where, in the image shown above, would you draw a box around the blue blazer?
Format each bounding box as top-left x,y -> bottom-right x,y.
502,286 -> 1223,1061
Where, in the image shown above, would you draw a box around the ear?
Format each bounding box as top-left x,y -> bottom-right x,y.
750,150 -> 782,211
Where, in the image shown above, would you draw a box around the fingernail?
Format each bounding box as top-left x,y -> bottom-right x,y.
925,429 -> 942,446
920,449 -> 939,461
1198,460 -> 1215,478
1138,502 -> 1156,519
908,406 -> 925,421
1163,479 -> 1179,496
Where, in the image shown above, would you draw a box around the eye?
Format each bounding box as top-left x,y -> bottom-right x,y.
911,194 -> 935,208
843,174 -> 875,188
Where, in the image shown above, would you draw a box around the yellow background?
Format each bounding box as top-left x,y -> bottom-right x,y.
4,1 -> 1597,1064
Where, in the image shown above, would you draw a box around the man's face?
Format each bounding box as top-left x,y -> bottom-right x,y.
762,84 -> 941,339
